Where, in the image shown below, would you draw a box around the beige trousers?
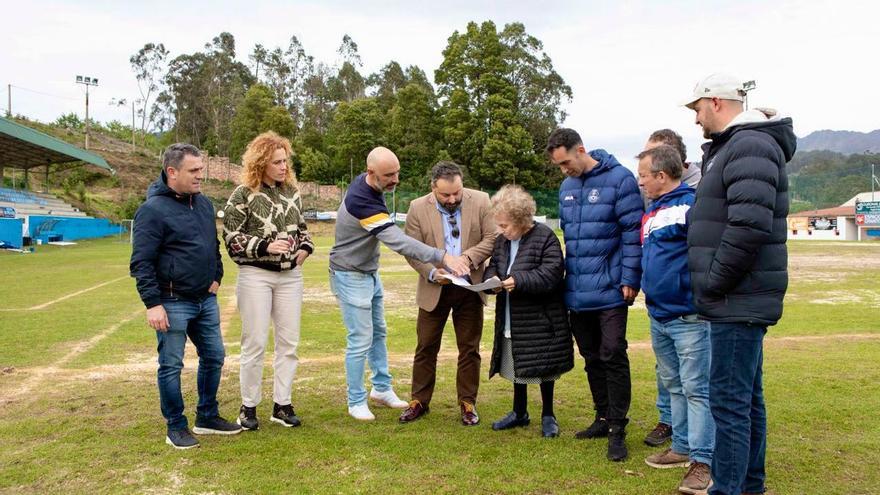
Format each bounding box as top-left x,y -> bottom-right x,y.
237,265 -> 304,407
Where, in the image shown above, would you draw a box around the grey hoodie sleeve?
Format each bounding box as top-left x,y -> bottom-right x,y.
375,223 -> 445,264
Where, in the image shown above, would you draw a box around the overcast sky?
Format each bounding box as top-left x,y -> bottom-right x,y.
2,0 -> 878,167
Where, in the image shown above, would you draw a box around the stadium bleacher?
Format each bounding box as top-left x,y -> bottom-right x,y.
0,187 -> 89,218
1,117 -> 123,249
0,187 -> 121,247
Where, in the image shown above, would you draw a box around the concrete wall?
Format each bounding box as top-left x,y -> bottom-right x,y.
204,156 -> 242,183
840,218 -> 859,240
28,215 -> 123,242
202,156 -> 341,202
0,218 -> 24,248
298,182 -> 342,202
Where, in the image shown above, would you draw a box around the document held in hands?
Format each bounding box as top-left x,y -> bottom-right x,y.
438,274 -> 502,292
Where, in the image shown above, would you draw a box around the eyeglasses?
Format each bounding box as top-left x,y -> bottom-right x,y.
448,216 -> 460,238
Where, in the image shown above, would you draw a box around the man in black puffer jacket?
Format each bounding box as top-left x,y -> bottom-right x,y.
683,74 -> 796,495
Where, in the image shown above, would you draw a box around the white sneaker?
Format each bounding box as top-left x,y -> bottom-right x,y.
348,403 -> 375,421
369,388 -> 408,409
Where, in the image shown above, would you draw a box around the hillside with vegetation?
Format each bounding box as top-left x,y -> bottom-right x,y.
788,149 -> 880,212
2,115 -> 240,221
5,22 -> 572,218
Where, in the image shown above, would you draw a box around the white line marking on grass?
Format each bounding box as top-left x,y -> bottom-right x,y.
0,275 -> 130,311
0,307 -> 142,408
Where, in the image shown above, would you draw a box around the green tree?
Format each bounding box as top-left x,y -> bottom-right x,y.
299,147 -> 332,183
299,62 -> 335,153
229,84 -> 295,161
262,106 -> 296,139
249,43 -> 268,82
328,35 -> 366,103
500,23 -> 572,152
435,21 -> 571,189
386,83 -> 442,189
326,98 -> 385,183
54,113 -> 84,130
162,32 -> 253,155
129,42 -> 169,142
368,61 -> 407,112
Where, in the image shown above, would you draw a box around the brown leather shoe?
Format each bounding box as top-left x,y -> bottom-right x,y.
678,461 -> 712,494
645,448 -> 691,469
398,400 -> 428,423
460,401 -> 480,426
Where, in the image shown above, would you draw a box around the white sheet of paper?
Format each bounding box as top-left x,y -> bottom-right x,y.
438,274 -> 502,292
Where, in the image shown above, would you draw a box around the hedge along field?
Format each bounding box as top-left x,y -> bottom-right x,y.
1,236 -> 879,494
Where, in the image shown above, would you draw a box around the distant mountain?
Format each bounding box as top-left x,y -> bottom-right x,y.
797,129 -> 880,154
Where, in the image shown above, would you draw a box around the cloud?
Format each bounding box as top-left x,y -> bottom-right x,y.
2,0 -> 878,163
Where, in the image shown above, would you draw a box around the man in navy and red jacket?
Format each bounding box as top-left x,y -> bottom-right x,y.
638,144 -> 714,494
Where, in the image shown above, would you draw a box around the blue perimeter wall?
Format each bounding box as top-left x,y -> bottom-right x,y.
28,216 -> 123,242
0,218 -> 24,248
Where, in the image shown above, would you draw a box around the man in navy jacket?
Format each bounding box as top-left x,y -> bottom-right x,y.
638,145 -> 714,494
130,143 -> 241,449
547,128 -> 643,462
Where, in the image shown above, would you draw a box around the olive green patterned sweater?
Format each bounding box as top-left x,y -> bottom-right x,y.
222,183 -> 314,271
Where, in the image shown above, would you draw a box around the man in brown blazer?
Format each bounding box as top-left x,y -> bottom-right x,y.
399,161 -> 496,425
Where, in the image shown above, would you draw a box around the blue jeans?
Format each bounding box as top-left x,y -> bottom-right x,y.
656,367 -> 671,425
708,322 -> 766,495
330,270 -> 393,407
650,314 -> 714,465
156,295 -> 225,431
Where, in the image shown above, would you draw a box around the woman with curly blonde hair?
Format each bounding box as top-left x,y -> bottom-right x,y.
222,131 -> 314,430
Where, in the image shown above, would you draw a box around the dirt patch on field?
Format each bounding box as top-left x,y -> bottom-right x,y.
786,288 -> 880,307
303,286 -> 335,303
788,249 -> 880,284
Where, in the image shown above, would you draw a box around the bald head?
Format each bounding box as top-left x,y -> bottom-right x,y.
365,146 -> 400,192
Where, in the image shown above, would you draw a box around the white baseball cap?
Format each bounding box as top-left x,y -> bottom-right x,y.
682,73 -> 747,108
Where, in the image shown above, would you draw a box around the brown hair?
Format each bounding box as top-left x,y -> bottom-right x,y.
647,128 -> 687,163
241,131 -> 297,191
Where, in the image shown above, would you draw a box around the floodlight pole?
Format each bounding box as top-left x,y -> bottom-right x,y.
867,149 -> 879,202
6,84 -> 10,117
85,84 -> 91,149
742,80 -> 757,111
131,100 -> 136,151
76,76 -> 99,150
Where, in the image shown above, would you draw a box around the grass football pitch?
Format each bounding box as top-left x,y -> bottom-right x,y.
1,235 -> 879,494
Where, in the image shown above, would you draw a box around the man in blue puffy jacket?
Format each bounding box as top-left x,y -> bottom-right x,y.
130,143 -> 242,449
638,145 -> 714,494
547,128 -> 644,462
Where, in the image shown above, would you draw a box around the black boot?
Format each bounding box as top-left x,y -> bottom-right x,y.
575,415 -> 609,439
607,419 -> 628,462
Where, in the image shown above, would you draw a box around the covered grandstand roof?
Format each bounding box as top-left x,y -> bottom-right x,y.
788,206 -> 855,218
0,116 -> 113,173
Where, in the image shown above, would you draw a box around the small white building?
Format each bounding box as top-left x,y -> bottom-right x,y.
787,192 -> 880,241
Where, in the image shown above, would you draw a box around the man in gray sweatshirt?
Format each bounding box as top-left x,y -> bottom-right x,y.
329,147 -> 469,421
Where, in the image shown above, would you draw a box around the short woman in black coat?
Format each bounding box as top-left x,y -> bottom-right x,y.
484,185 -> 574,438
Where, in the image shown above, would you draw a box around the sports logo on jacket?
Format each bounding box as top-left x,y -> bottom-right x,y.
704,158 -> 716,173
588,189 -> 600,203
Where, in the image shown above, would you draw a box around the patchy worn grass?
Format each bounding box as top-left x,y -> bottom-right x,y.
1,236 -> 879,494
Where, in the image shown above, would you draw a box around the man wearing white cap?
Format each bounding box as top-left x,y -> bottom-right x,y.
683,74 -> 796,495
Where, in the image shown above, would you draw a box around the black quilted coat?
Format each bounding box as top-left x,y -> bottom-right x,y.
485,222 -> 574,379
687,116 -> 796,326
